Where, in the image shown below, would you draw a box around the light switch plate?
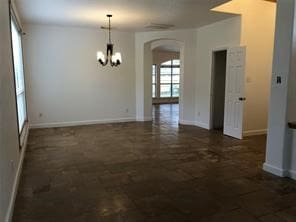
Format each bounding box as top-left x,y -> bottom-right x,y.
272,75 -> 287,89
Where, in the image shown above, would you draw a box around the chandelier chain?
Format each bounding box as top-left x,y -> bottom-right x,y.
108,16 -> 111,43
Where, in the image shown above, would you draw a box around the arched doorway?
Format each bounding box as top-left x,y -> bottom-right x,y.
136,38 -> 185,123
151,46 -> 181,125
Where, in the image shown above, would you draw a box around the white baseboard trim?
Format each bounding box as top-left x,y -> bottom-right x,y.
5,126 -> 29,222
288,170 -> 296,180
263,163 -> 288,177
195,121 -> 210,130
179,119 -> 196,126
30,117 -> 136,129
136,117 -> 153,122
179,120 -> 210,129
263,163 -> 296,180
244,129 -> 267,137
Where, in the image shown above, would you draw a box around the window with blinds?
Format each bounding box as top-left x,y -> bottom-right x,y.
11,17 -> 27,132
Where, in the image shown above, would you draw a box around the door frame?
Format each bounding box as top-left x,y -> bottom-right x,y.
209,47 -> 228,130
141,39 -> 185,122
223,46 -> 246,139
210,46 -> 246,139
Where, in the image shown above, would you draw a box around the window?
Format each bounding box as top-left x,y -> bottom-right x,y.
11,16 -> 27,132
160,59 -> 180,98
152,64 -> 156,98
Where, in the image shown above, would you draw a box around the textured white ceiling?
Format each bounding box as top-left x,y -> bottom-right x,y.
15,0 -> 237,31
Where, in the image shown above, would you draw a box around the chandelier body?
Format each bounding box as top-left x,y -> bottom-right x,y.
97,15 -> 122,67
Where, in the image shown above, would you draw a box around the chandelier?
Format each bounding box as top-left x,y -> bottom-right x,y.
97,15 -> 122,67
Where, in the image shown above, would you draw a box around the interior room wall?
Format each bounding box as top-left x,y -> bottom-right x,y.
0,1 -> 22,221
212,0 -> 276,135
23,24 -> 136,128
264,0 -> 296,179
239,0 -> 276,134
195,17 -> 241,129
135,29 -> 197,124
22,0 -> 275,135
287,43 -> 296,123
152,50 -> 180,104
287,20 -> 296,175
196,0 -> 276,135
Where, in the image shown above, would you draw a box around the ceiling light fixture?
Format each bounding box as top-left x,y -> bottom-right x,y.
97,15 -> 122,67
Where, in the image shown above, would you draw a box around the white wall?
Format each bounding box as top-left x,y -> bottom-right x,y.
196,0 -> 276,135
288,69 -> 296,122
264,0 -> 296,179
287,12 -> 296,123
23,24 -> 136,128
239,0 -> 276,133
22,1 -> 275,134
0,1 -> 23,221
195,17 -> 241,128
212,0 -> 276,135
135,29 -> 197,123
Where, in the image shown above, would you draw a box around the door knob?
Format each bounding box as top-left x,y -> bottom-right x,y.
239,97 -> 246,101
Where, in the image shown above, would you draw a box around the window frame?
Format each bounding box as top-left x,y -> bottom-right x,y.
9,4 -> 28,137
159,60 -> 180,98
152,64 -> 157,98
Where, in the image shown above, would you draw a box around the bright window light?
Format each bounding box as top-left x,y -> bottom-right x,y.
11,18 -> 27,132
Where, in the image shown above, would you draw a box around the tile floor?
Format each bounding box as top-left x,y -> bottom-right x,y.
13,104 -> 296,222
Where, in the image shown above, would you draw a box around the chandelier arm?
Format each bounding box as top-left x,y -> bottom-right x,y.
112,61 -> 119,67
98,58 -> 108,66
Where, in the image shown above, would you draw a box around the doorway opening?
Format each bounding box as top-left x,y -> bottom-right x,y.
211,50 -> 227,131
139,39 -> 184,124
210,47 -> 246,139
151,47 -> 181,125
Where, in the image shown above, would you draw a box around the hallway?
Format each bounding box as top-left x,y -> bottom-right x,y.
153,104 -> 179,127
13,105 -> 296,222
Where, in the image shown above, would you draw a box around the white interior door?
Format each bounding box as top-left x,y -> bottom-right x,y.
223,46 -> 246,139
